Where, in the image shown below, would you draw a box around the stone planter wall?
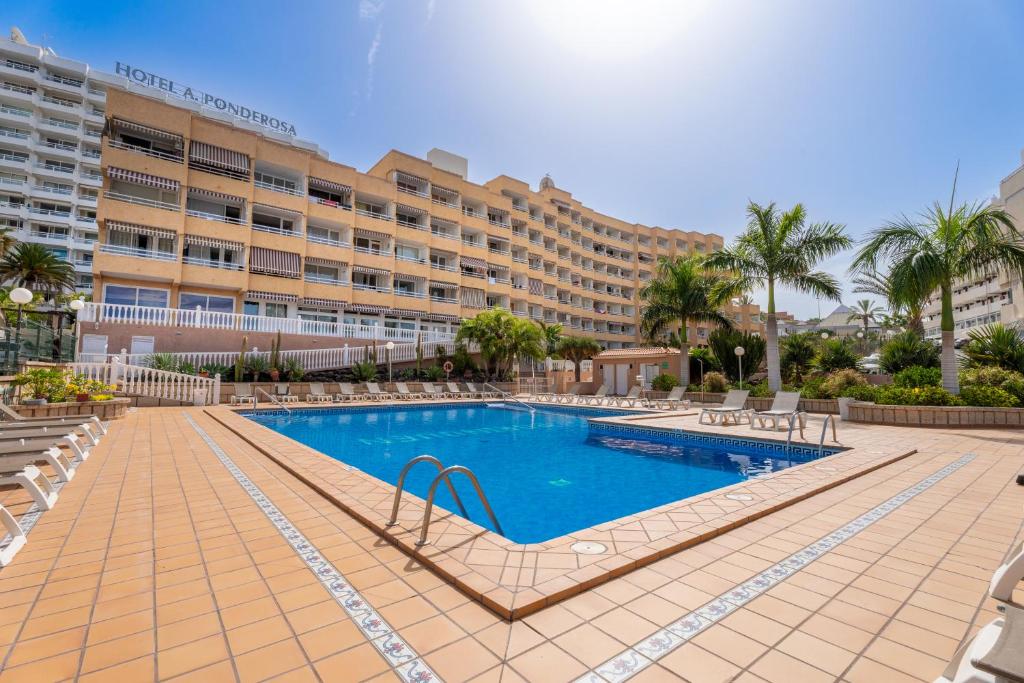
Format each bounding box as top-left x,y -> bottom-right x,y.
681,392 -> 839,414
14,398 -> 130,420
848,401 -> 1024,427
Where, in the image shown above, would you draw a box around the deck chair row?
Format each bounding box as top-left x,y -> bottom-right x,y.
0,404 -> 109,567
264,382 -> 503,404
533,384 -> 691,409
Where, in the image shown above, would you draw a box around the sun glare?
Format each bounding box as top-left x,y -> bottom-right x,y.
525,0 -> 705,60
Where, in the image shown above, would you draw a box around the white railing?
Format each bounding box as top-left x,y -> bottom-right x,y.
99,339 -> 463,374
78,302 -> 457,343
68,360 -> 220,406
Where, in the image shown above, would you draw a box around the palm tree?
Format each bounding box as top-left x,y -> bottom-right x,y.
852,271 -> 926,335
556,336 -> 602,381
706,202 -> 852,392
639,255 -> 740,387
536,320 -> 563,358
852,181 -> 1024,393
0,229 -> 16,256
0,242 -> 76,299
456,308 -> 543,379
846,299 -> 885,339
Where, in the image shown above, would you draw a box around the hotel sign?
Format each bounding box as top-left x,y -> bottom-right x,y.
114,62 -> 297,136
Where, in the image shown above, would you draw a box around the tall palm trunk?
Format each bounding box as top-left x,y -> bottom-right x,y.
765,282 -> 781,391
678,341 -> 690,388
939,285 -> 959,394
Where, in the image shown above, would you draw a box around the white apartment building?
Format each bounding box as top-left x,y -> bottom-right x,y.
0,29 -> 121,294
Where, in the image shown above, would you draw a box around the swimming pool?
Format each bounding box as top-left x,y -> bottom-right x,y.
245,403 -> 833,544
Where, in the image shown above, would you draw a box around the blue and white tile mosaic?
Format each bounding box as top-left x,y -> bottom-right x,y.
587,421 -> 841,459
575,453 -> 976,683
185,415 -> 441,683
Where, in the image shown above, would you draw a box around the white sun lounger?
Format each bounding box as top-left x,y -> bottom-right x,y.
306,383 -> 334,402
230,383 -> 256,406
550,385 -> 581,404
582,385 -> 610,406
465,383 -> 499,399
0,463 -> 59,511
394,382 -> 425,400
612,386 -> 647,408
0,440 -> 81,484
0,421 -> 101,446
0,431 -> 91,465
0,403 -> 107,435
335,383 -> 360,402
274,384 -> 299,403
0,501 -> 27,566
446,382 -> 473,398
698,390 -> 752,425
650,386 -> 692,410
365,382 -> 394,400
750,391 -> 804,431
421,383 -> 451,399
935,541 -> 1024,683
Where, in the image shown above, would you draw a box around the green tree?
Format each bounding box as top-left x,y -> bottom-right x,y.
852,271 -> 927,335
555,336 -> 602,381
708,328 -> 766,383
846,299 -> 885,338
851,180 -> 1024,393
779,332 -> 817,382
639,255 -> 740,387
536,320 -> 563,357
456,308 -> 544,379
0,242 -> 76,298
706,202 -> 851,392
960,323 -> 1024,374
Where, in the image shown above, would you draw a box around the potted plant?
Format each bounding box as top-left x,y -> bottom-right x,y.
13,367 -> 67,405
269,331 -> 282,382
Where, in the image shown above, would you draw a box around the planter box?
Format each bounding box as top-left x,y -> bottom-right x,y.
847,401 -> 1024,427
14,398 -> 129,420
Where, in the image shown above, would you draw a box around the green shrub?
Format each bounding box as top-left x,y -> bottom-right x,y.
959,367 -> 1024,403
798,375 -> 827,399
873,385 -> 961,406
749,381 -> 774,398
200,363 -> 231,379
961,323 -> 1024,374
880,331 -> 939,373
247,355 -> 269,381
283,357 -> 304,382
652,374 -> 679,392
708,329 -> 765,382
779,332 -> 817,382
893,365 -> 941,388
702,371 -> 729,393
177,361 -> 196,376
959,385 -> 1020,408
147,352 -> 179,371
424,365 -> 445,381
813,339 -> 859,373
688,347 -> 720,380
351,361 -> 377,382
820,369 -> 866,398
839,384 -> 878,401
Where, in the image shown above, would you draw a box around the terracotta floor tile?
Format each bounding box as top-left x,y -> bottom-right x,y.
748,649 -> 835,683
591,607 -> 659,645
692,623 -> 770,668
659,642 -> 742,681
5,626 -> 86,668
554,623 -> 628,667
156,633 -> 230,680
226,615 -> 295,655
523,604 -> 585,639
234,638 -> 309,683
79,630 -> 155,674
162,659 -> 238,682
863,637 -> 949,679
312,642 -> 390,681
296,619 -> 366,661
78,654 -> 155,682
157,612 -> 225,650
0,650 -> 82,683
399,613 -> 468,655
776,630 -> 857,676
508,642 -> 587,682
426,636 -> 502,681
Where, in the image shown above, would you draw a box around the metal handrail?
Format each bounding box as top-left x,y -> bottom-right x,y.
386,455 -> 468,526
418,465 -> 502,545
785,411 -> 807,451
484,382 -> 535,413
819,414 -> 838,456
255,387 -> 291,415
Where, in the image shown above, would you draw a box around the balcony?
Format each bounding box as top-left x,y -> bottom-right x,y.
99,243 -> 177,261
107,139 -> 184,163
254,178 -> 304,197
186,208 -> 244,226
355,207 -> 391,221
307,234 -> 349,249
182,255 -> 244,271
105,191 -> 180,212
304,273 -> 347,286
252,223 -> 302,238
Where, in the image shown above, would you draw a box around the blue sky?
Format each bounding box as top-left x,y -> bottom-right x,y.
9,0 -> 1024,317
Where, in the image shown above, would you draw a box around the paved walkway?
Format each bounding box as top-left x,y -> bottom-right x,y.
0,407 -> 1021,682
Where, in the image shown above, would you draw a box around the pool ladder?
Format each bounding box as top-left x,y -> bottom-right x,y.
784,411 -> 839,456
386,455 -> 504,546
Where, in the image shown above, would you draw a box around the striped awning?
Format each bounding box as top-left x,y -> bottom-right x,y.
352,265 -> 390,276
354,228 -> 391,241
249,247 -> 300,278
429,280 -> 458,290
425,313 -> 460,323
308,176 -> 351,195
395,203 -> 426,216
105,220 -> 176,240
460,256 -> 487,269
487,206 -> 509,215
430,217 -> 458,230
551,199 -> 571,209
253,202 -> 301,216
431,184 -> 458,199
487,262 -> 510,272
301,297 -> 347,309
394,273 -> 425,283
395,171 -> 427,185
110,118 -> 183,146
107,167 -> 179,192
183,234 -> 244,251
305,256 -> 346,268
528,279 -> 543,295
189,141 -> 250,175
346,304 -> 390,315
188,186 -> 245,205
246,290 -> 298,303
390,307 -> 428,318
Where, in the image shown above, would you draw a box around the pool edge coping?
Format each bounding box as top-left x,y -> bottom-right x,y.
204,404 -> 917,621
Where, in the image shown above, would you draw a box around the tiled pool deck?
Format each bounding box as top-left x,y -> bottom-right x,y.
0,401 -> 1021,682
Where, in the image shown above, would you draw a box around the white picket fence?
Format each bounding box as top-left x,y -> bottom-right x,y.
79,302 -> 456,344
88,339 -> 462,374
68,361 -> 221,406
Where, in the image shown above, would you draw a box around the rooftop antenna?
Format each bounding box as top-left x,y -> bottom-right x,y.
9,27 -> 28,45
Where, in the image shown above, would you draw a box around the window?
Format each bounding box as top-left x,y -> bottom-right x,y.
297,307 -> 337,323
265,302 -> 288,318
252,211 -> 294,233
395,244 -> 420,261
353,272 -> 382,289
307,225 -> 342,244
430,253 -> 450,269
104,285 -> 169,308
303,263 -> 341,283
354,237 -> 382,254
183,244 -> 237,267
180,293 -> 235,313
243,301 -> 259,316
394,279 -> 417,295
254,171 -> 297,193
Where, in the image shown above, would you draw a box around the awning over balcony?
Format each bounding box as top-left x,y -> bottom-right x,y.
354,228 -> 391,241
551,198 -> 571,209
253,202 -> 301,216
107,167 -> 179,192
394,272 -> 425,282
424,313 -> 460,322
390,307 -> 428,317
109,118 -> 183,146
429,280 -> 458,290
301,297 -> 347,309
395,203 -> 426,216
246,290 -> 298,303
183,234 -> 244,251
105,220 -> 176,241
431,184 -> 458,199
305,256 -> 347,268
189,141 -> 250,175
487,262 -> 510,273
346,303 -> 390,315
352,265 -> 390,276
307,176 -> 351,196
460,256 -> 487,269
249,247 -> 300,278
395,171 -> 427,185
188,186 -> 245,206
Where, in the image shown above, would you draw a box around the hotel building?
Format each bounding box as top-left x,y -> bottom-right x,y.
0,31 -> 121,294
91,85 -> 763,353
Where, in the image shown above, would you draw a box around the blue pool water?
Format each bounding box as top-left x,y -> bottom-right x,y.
245,403 -> 828,544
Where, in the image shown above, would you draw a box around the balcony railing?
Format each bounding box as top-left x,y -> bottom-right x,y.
252,223 -> 302,237
254,179 -> 303,196
303,273 -> 347,285
395,253 -> 426,264
44,74 -> 84,88
32,184 -> 73,195
430,295 -> 458,304
396,218 -> 426,230
186,208 -> 245,225
0,105 -> 31,118
40,95 -> 79,109
182,255 -> 244,271
29,207 -> 71,218
397,185 -> 429,198
99,244 -> 177,261
394,289 -> 426,299
352,283 -> 391,293
105,191 -> 180,212
108,139 -> 184,163
355,208 -> 390,221
0,152 -> 29,164
306,234 -> 350,248
308,195 -> 352,211
353,245 -> 387,257
40,118 -> 78,130
35,163 -> 73,174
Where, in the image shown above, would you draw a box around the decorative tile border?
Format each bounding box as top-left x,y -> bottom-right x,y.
577,453 -> 977,682
184,415 -> 441,683
587,421 -> 842,459
241,401 -> 636,419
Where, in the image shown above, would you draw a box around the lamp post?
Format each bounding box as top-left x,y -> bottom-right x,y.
697,356 -> 704,403
734,345 -> 745,389
68,298 -> 84,362
820,332 -> 829,340
9,287 -> 31,371
385,341 -> 395,383
856,330 -> 865,355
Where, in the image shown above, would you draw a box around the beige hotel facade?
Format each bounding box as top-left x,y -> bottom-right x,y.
92,85 -> 764,350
